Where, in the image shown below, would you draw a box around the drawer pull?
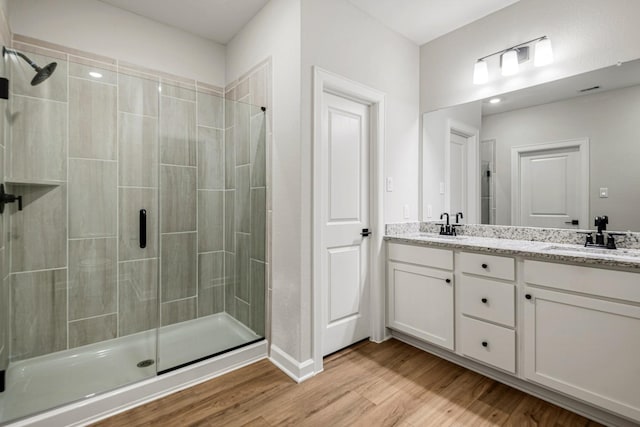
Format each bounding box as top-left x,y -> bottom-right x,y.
481,298 -> 488,304
445,278 -> 451,283
482,341 -> 488,347
481,263 -> 488,269
525,294 -> 532,300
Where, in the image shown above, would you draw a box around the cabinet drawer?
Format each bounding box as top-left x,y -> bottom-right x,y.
460,316 -> 516,373
387,242 -> 453,270
460,275 -> 515,327
459,252 -> 515,281
524,260 -> 640,303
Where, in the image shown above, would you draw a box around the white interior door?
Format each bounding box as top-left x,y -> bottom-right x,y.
518,146 -> 585,228
449,132 -> 468,215
320,92 -> 370,356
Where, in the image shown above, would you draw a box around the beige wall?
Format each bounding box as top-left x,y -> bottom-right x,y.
420,0 -> 640,113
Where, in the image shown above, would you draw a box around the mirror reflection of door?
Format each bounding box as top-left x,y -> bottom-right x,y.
446,121 -> 479,223
449,131 -> 468,215
512,139 -> 589,228
480,139 -> 496,225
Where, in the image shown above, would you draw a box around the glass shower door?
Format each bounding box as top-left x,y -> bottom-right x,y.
156,88 -> 266,372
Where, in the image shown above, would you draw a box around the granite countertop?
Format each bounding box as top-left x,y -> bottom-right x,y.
384,232 -> 640,271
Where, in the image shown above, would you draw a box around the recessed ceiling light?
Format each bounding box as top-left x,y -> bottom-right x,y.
489,98 -> 502,104
89,71 -> 103,79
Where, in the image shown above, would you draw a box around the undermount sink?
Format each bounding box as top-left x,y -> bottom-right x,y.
543,245 -> 640,259
419,233 -> 467,240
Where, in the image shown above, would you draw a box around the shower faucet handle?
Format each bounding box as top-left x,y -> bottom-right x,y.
0,183 -> 23,214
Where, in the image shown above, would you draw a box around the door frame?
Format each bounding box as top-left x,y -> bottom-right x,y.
444,119 -> 480,223
510,138 -> 590,227
312,67 -> 386,374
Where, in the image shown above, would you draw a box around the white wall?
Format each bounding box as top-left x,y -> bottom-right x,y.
422,101 -> 481,220
226,0 -> 303,361
8,0 -> 226,86
420,0 -> 640,113
300,0 -> 419,362
482,85 -> 640,231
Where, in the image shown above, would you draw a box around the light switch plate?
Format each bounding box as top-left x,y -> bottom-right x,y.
403,204 -> 410,219
427,204 -> 433,218
600,187 -> 609,198
439,182 -> 445,194
386,177 -> 393,192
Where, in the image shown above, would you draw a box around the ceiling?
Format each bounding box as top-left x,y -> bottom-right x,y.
98,0 -> 519,47
98,0 -> 269,45
347,0 -> 520,45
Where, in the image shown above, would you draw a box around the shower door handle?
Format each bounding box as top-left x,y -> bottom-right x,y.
140,209 -> 147,249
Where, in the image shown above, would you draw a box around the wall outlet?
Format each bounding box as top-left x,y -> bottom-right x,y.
403,204 -> 410,219
386,177 -> 394,192
439,182 -> 445,195
599,187 -> 609,198
427,204 -> 433,218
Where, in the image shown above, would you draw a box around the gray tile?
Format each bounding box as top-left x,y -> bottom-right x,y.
69,77 -> 117,160
199,285 -> 224,317
225,252 -> 235,317
11,51 -> 67,102
69,314 -> 117,348
197,92 -> 223,129
225,97 -> 235,129
235,165 -> 250,233
119,259 -> 158,336
198,127 -> 224,190
250,112 -> 266,188
161,233 -> 196,302
235,102 -> 250,165
198,252 -> 224,290
119,113 -> 158,187
235,233 -> 250,303
10,96 -> 67,181
250,188 -> 266,262
161,298 -> 196,326
68,238 -> 117,320
11,184 -> 66,272
69,62 -> 117,85
198,190 -> 224,252
11,269 -> 67,360
162,83 -> 196,101
225,128 -> 236,189
119,73 -> 159,117
119,188 -> 158,261
250,260 -> 266,336
235,298 -> 250,328
224,190 -> 235,252
160,96 -> 196,166
69,159 -> 117,238
161,166 -> 196,233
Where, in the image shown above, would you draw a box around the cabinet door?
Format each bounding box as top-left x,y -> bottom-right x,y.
524,287 -> 640,422
387,262 -> 454,350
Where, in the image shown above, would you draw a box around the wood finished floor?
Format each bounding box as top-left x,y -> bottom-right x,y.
94,339 -> 602,427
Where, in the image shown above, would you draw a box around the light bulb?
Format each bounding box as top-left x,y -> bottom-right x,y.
534,37 -> 553,67
501,49 -> 519,76
473,59 -> 488,85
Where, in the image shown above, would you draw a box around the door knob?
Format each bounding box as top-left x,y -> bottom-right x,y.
360,228 -> 371,237
0,184 -> 22,214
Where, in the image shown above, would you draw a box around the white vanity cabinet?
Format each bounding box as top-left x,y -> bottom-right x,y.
523,260 -> 640,421
387,243 -> 455,350
458,253 -> 516,373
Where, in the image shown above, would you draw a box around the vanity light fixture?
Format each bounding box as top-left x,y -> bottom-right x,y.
489,97 -> 501,104
473,36 -> 553,84
89,71 -> 103,79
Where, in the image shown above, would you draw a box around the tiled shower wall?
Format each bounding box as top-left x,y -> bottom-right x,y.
4,36 -> 269,362
224,60 -> 271,337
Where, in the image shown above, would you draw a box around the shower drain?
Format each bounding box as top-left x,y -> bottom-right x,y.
137,359 -> 155,368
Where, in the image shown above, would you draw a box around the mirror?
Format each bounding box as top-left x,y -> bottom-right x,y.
422,58 -> 640,232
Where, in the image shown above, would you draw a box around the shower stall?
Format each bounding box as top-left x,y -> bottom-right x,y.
0,40 -> 267,423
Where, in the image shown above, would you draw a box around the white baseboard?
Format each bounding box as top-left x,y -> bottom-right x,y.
269,344 -> 315,383
10,341 -> 268,427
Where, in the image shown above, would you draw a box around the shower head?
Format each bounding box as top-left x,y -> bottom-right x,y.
3,46 -> 58,86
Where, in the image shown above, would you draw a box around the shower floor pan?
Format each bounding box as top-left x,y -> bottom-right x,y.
0,312 -> 261,423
